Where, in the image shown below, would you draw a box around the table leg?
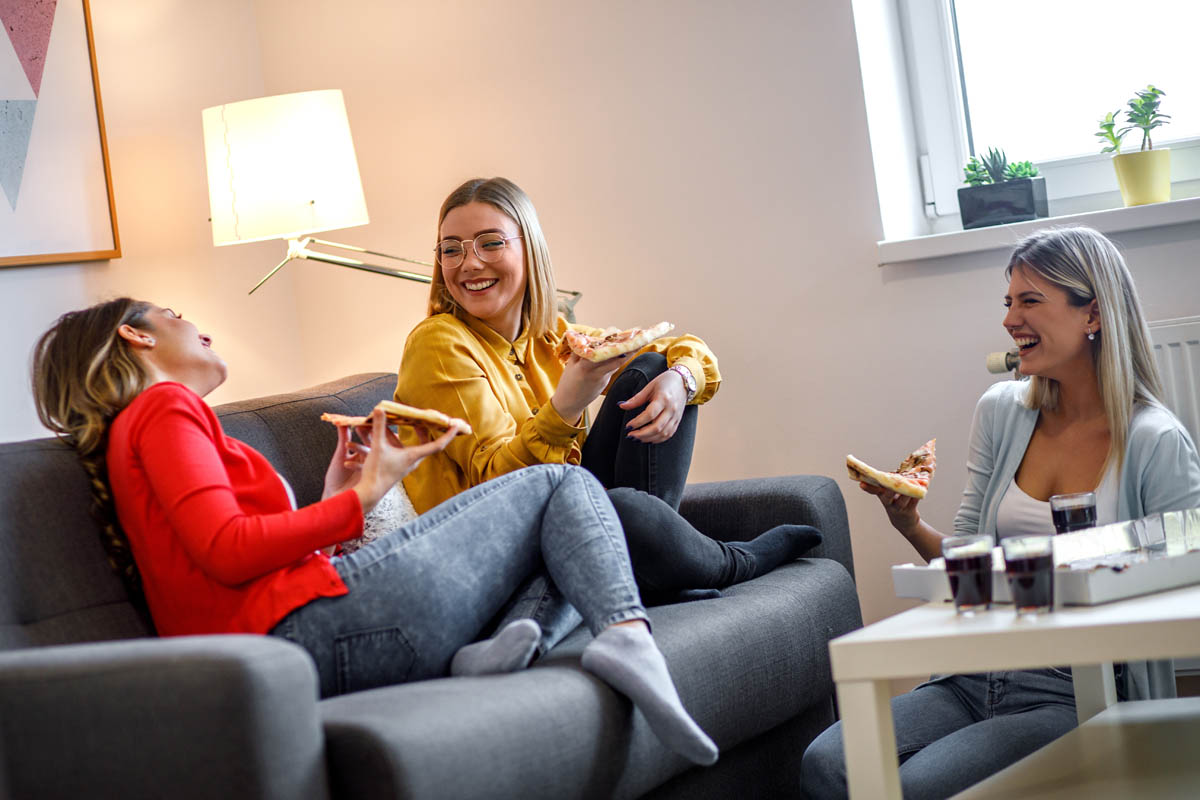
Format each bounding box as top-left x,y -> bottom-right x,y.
836,679 -> 902,800
1071,662 -> 1117,724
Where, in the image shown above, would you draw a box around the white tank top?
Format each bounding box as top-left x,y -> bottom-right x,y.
995,463 -> 1118,539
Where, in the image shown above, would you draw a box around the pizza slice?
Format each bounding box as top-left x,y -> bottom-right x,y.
556,321 -> 675,363
321,400 -> 473,436
846,439 -> 936,499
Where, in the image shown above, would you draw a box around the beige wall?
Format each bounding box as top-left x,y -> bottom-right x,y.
2,0 -> 1198,632
0,0 -> 309,444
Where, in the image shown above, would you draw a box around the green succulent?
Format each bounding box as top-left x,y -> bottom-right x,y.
962,148 -> 1040,186
1119,85 -> 1170,151
980,147 -> 1009,183
1004,161 -> 1039,180
1095,110 -> 1126,155
963,156 -> 991,186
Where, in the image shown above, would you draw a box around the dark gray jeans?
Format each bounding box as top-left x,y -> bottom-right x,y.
271,464 -> 647,698
800,669 -> 1080,800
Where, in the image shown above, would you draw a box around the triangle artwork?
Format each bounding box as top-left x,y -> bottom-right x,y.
0,0 -> 58,210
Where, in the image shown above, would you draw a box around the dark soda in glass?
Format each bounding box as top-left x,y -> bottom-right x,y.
945,553 -> 992,611
1005,553 -> 1054,612
1051,504 -> 1096,534
1049,492 -> 1097,534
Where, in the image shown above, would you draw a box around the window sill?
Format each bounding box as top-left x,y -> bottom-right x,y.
877,196 -> 1200,267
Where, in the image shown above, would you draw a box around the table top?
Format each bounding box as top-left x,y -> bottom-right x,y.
831,582 -> 1200,682
954,698 -> 1200,798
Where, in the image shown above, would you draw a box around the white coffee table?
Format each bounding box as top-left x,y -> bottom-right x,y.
828,582 -> 1200,799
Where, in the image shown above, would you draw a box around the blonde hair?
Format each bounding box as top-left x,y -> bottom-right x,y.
1006,227 -> 1164,472
429,177 -> 559,338
32,298 -> 154,600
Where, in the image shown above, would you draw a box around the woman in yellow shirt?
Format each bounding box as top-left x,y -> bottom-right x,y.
395,177 -> 819,643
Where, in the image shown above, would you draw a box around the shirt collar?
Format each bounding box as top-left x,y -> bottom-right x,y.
462,312 -> 532,365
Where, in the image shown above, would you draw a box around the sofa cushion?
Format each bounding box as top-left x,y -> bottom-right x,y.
0,438 -> 149,649
319,558 -> 860,800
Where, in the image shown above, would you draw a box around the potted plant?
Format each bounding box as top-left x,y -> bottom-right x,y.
1100,85 -> 1171,207
956,147 -> 1049,229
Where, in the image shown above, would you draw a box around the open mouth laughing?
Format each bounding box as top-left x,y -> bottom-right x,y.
1013,335 -> 1040,354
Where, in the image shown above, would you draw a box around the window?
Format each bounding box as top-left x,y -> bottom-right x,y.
904,0 -> 1200,224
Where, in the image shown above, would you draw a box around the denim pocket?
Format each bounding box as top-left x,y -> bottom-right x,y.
1047,666 -> 1073,682
334,626 -> 416,694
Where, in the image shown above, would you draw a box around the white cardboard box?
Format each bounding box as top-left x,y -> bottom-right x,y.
892,549 -> 1200,606
891,509 -> 1200,606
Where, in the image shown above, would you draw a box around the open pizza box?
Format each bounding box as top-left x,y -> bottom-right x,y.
892,507 -> 1200,606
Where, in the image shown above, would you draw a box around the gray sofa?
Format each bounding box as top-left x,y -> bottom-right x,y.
0,373 -> 862,800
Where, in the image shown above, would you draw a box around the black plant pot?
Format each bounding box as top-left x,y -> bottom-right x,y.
957,177 -> 1049,230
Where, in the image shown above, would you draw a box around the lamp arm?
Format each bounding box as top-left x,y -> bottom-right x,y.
247,237 -> 585,322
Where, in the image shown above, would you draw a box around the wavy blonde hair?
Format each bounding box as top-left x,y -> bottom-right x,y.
32,298 -> 153,600
429,177 -> 559,338
1006,227 -> 1164,473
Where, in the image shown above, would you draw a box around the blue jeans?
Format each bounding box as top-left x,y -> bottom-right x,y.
270,464 -> 646,698
800,669 -> 1079,800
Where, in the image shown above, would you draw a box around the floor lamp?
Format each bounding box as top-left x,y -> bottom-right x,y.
200,89 -> 581,319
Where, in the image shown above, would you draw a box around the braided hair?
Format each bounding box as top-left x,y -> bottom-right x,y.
31,298 -> 153,602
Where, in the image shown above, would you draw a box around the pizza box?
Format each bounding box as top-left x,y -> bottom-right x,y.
891,508 -> 1200,607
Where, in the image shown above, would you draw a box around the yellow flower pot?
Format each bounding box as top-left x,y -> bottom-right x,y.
1112,149 -> 1171,207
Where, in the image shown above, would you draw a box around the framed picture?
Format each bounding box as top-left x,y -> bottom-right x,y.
0,0 -> 120,267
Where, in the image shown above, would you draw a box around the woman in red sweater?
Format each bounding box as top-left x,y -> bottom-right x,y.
31,297 -> 717,766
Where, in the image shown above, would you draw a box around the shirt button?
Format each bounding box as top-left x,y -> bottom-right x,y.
532,407 -> 539,415
515,373 -> 524,381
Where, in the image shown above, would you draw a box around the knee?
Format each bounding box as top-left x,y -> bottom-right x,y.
800,724 -> 848,800
611,351 -> 667,393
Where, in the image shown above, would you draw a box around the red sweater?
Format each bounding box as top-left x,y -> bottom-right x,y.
106,382 -> 358,635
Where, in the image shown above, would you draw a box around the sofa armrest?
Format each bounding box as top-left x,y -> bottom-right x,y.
0,635 -> 329,800
679,475 -> 855,581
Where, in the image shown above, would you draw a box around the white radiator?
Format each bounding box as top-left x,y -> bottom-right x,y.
1148,316 -> 1200,678
1149,316 -> 1200,445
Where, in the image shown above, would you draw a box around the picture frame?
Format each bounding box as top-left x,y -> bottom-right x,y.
0,0 -> 120,268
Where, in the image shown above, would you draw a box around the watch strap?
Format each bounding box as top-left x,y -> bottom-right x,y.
669,364 -> 698,403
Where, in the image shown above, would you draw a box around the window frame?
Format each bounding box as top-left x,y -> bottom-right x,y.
903,0 -> 1200,220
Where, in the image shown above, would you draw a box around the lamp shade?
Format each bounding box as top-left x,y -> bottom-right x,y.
202,89 -> 369,246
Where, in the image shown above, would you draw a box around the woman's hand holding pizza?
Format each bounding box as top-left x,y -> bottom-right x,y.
859,481 -> 923,537
551,352 -> 630,425
620,370 -> 688,443
331,409 -> 457,514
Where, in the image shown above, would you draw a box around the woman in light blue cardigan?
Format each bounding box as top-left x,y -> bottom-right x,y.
802,227 -> 1200,800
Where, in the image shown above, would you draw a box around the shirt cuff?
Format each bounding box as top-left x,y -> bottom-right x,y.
534,400 -> 587,444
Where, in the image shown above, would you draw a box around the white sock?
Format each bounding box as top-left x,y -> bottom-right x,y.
450,619 -> 542,677
581,624 -> 719,766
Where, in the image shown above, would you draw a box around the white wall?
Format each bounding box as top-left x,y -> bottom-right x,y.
0,0 -> 310,443
2,0 -> 1198,635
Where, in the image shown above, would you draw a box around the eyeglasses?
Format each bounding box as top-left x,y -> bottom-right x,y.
434,233 -> 523,269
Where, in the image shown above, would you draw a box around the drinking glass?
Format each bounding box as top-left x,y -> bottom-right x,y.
1001,535 -> 1055,615
1049,492 -> 1096,534
942,534 -> 993,614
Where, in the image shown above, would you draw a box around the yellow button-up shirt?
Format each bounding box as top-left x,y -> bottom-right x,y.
394,312 -> 720,513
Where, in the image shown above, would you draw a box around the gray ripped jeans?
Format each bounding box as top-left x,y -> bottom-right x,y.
271,464 -> 647,698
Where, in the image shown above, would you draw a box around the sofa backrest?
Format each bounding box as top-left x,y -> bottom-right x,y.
0,373 -> 395,652
212,373 -> 394,508
0,438 -> 150,650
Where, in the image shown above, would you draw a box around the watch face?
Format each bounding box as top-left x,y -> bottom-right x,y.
671,365 -> 696,400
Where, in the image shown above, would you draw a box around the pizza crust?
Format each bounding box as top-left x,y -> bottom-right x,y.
558,321 -> 675,363
321,400 -> 473,436
845,454 -> 927,499
845,439 -> 936,499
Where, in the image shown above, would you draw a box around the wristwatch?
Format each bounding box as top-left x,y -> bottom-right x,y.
669,364 -> 698,403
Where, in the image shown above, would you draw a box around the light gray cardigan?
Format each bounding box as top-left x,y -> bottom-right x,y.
953,379 -> 1200,700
